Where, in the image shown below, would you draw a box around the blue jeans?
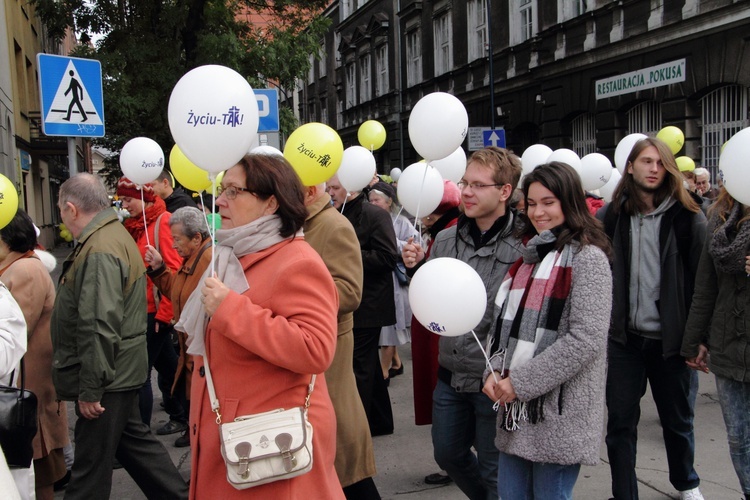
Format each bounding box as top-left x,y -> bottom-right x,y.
497,452 -> 580,500
605,335 -> 700,499
715,375 -> 750,495
432,378 -> 499,500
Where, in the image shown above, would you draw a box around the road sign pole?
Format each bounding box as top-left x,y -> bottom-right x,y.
68,138 -> 78,176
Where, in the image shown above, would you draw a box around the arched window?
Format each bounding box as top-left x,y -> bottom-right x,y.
626,101 -> 661,136
571,113 -> 596,156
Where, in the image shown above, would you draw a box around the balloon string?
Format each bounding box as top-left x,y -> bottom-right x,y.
209,176 -> 217,278
471,329 -> 500,384
140,187 -> 151,248
341,195 -> 348,213
413,163 -> 429,223
199,191 -> 211,240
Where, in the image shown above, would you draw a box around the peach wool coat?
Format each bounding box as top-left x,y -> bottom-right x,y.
189,237 -> 344,499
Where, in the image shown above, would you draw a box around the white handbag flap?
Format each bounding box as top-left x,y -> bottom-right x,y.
221,407 -> 309,464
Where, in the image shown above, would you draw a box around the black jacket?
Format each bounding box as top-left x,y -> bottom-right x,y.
598,197 -> 707,358
164,187 -> 197,214
341,193 -> 398,329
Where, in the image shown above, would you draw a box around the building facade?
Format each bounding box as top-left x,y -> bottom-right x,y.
296,0 -> 750,183
4,0 -> 85,248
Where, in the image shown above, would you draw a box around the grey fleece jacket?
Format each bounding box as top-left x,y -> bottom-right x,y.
627,197 -> 676,334
487,244 -> 612,465
431,213 -> 522,392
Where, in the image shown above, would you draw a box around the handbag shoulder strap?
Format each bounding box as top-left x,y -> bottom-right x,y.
7,357 -> 25,390
202,354 -> 315,425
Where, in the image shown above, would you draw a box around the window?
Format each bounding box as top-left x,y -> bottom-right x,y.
571,113 -> 596,156
321,101 -> 328,125
406,29 -> 422,87
510,0 -> 537,45
557,0 -> 587,22
467,0 -> 487,62
433,10 -> 453,75
627,101 -> 662,137
375,45 -> 388,97
319,45 -> 327,78
345,63 -> 356,107
701,85 -> 749,180
359,53 -> 371,102
307,54 -> 314,84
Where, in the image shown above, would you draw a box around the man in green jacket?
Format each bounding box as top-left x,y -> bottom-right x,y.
52,173 -> 187,499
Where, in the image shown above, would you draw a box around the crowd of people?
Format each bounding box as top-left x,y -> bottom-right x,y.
0,137 -> 748,500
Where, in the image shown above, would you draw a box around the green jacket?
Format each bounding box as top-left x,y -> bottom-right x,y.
51,209 -> 148,402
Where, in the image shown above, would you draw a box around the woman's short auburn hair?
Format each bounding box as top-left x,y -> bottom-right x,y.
235,154 -> 307,237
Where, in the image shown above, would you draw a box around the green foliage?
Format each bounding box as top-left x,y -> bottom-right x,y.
32,0 -> 330,187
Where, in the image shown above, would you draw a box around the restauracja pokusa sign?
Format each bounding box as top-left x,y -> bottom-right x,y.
595,59 -> 686,100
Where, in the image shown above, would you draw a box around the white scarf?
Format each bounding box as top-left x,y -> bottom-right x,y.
177,215 -> 303,355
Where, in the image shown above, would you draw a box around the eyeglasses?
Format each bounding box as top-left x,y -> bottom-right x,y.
216,185 -> 254,200
457,181 -> 503,190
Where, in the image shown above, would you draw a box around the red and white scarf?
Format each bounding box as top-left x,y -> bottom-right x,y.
488,230 -> 574,431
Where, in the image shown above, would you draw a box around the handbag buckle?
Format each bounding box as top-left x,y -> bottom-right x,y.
275,433 -> 296,472
235,442 -> 251,478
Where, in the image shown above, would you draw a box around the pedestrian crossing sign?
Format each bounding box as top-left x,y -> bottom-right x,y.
37,54 -> 105,137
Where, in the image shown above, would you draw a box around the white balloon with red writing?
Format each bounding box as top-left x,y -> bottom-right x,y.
580,153 -> 613,191
397,163 -> 445,219
119,137 -> 164,185
409,258 -> 487,337
719,127 -> 750,206
168,65 -> 259,174
408,92 -> 468,162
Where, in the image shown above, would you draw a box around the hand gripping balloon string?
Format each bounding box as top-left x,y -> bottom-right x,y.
140,186 -> 151,248
472,329 -> 504,412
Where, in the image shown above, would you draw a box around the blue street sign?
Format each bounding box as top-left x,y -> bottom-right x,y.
37,54 -> 105,137
255,89 -> 279,132
483,129 -> 506,148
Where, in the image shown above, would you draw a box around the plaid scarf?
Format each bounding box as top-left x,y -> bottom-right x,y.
488,230 -> 574,431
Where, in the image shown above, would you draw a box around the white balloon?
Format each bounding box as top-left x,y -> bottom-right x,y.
580,153 -> 613,191
250,145 -> 284,157
408,92 -> 468,161
614,133 -> 648,173
547,148 -> 582,174
521,144 -> 553,177
168,65 -> 259,174
409,258 -> 487,337
397,163 -> 445,218
119,137 -> 164,185
337,146 -> 377,192
599,168 -> 622,203
390,168 -> 402,182
430,147 -> 467,183
719,127 -> 750,206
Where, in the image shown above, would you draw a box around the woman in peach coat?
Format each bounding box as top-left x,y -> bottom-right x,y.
180,154 -> 343,498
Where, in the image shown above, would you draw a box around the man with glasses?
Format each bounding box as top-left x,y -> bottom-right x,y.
402,146 -> 523,499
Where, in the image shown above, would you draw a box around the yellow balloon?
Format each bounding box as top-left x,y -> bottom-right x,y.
676,156 -> 695,172
656,126 -> 684,155
358,120 -> 386,151
283,123 -> 344,186
210,171 -> 225,196
169,145 -> 212,192
0,174 -> 19,230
